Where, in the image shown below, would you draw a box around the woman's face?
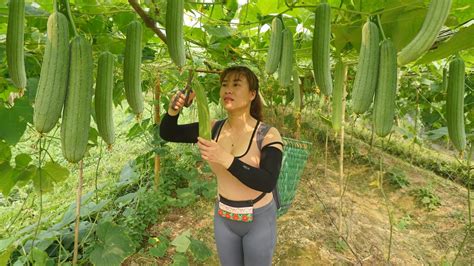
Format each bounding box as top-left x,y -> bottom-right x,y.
220,72 -> 256,112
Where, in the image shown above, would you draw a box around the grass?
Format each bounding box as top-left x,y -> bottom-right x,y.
0,103 -> 148,238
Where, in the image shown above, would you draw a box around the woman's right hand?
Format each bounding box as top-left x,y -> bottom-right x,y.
168,90 -> 186,116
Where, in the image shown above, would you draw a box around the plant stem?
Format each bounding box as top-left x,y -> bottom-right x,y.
324,96 -> 330,179
369,123 -> 375,160
379,140 -> 393,262
411,86 -> 420,164
32,137 -> 44,255
73,160 -> 84,265
154,71 -> 162,191
63,0 -> 78,36
6,191 -> 31,233
376,14 -> 387,40
453,144 -> 472,263
95,141 -> 103,204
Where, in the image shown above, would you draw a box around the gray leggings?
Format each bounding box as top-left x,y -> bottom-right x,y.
213,200 -> 277,266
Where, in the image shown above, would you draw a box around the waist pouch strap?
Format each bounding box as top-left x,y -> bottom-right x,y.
218,192 -> 266,207
217,192 -> 266,222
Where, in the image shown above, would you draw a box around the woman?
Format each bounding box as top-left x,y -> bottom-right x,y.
160,66 -> 283,266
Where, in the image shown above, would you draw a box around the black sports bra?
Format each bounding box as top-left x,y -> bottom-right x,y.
213,119 -> 260,158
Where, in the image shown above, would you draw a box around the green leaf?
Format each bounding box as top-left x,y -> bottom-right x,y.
14,164 -> 37,185
79,199 -> 111,218
189,238 -> 212,262
238,2 -> 260,24
0,141 -> 11,164
96,34 -> 125,55
89,221 -> 134,266
256,0 -> 286,17
226,0 -> 238,16
332,22 -> 362,52
29,247 -> 49,266
0,239 -> 16,266
208,3 -> 226,21
0,99 -> 31,145
451,0 -> 474,24
380,0 -> 426,52
0,162 -> 15,196
33,162 -> 69,193
416,24 -> 474,64
148,234 -> 170,258
114,192 -> 137,206
176,187 -> 196,206
15,153 -> 32,168
318,114 -> 332,127
42,162 -> 69,183
126,122 -> 145,140
425,127 -> 448,140
113,12 -> 137,32
0,238 -> 15,252
88,127 -> 99,146
118,162 -> 139,186
83,15 -> 106,35
203,25 -> 231,39
171,230 -> 191,253
187,28 -> 206,45
171,253 -> 189,266
149,242 -> 168,258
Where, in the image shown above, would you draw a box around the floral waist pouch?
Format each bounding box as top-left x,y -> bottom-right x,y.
217,192 -> 266,223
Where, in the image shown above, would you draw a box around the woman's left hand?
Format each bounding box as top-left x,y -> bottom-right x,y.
197,137 -> 233,168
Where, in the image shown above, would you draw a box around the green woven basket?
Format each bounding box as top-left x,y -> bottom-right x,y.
276,137 -> 311,217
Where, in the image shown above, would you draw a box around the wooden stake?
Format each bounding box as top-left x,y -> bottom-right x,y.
338,64 -> 348,236
73,160 -> 84,265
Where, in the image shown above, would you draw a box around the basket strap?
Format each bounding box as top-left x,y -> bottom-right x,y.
256,122 -> 272,150
255,122 -> 282,209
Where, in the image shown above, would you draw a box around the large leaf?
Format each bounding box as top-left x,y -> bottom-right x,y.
203,25 -> 232,39
172,253 -> 189,266
29,247 -> 49,266
0,97 -> 33,145
450,0 -> 474,24
238,2 -> 260,24
89,221 -> 134,266
189,238 -> 212,262
171,230 -> 191,253
148,235 -> 170,258
12,153 -> 36,186
416,24 -> 474,64
33,161 -> 69,193
380,0 -> 426,52
59,191 -> 96,226
14,153 -> 32,168
332,22 -> 362,52
256,0 -> 287,16
0,141 -> 11,164
0,162 -> 15,197
0,238 -> 16,266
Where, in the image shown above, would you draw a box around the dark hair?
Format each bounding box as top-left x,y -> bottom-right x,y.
220,66 -> 263,121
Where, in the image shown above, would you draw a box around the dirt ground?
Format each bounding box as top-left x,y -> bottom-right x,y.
125,137 -> 473,265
